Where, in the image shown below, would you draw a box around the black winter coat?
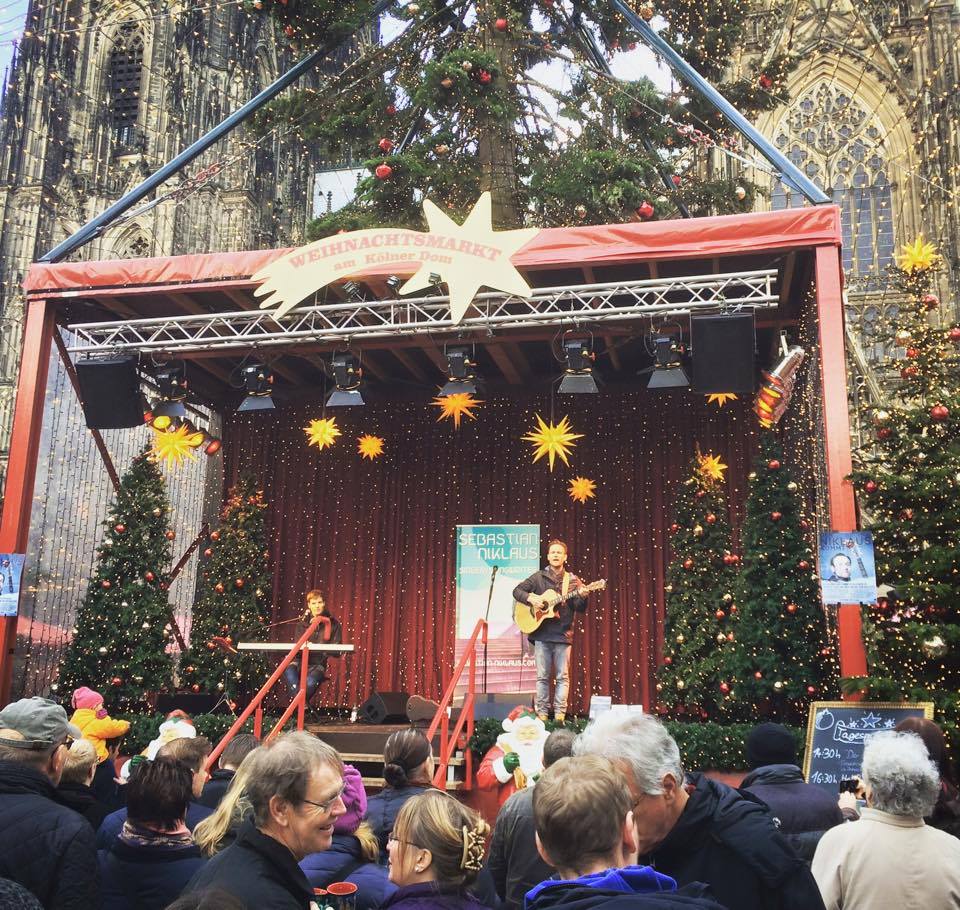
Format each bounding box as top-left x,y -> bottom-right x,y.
0,760 -> 100,910
184,818 -> 315,909
512,568 -> 587,643
198,768 -> 235,809
99,837 -> 206,910
366,784 -> 432,862
739,764 -> 844,862
643,774 -> 826,910
97,800 -> 213,848
57,779 -> 110,831
487,787 -> 555,909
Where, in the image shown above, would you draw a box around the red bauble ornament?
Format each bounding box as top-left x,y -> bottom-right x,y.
906,346 -> 920,359
110,676 -> 122,686
715,609 -> 726,619
807,685 -> 817,694
705,513 -> 716,524
378,138 -> 394,152
206,640 -> 216,650
235,578 -> 245,588
165,529 -> 176,540
758,74 -> 773,89
664,656 -> 672,665
191,684 -> 201,693
284,24 -> 294,36
767,459 -> 781,470
683,558 -> 695,570
114,524 -> 126,534
386,103 -> 397,115
900,508 -> 914,520
636,200 -> 655,220
923,293 -> 939,310
144,571 -> 155,582
159,582 -> 168,591
877,427 -> 892,439
799,559 -> 810,570
210,530 -> 221,542
949,327 -> 960,342
477,69 -> 492,84
930,404 -> 949,422
494,17 -> 508,30
101,580 -> 112,589
901,366 -> 918,379
864,480 -> 878,493
821,647 -> 831,656
669,523 -> 679,533
672,174 -> 682,187
800,519 -> 810,530
203,548 -> 213,558
695,490 -> 706,499
215,582 -> 225,594
719,682 -> 730,694
770,511 -> 782,521
754,671 -> 763,679
375,163 -> 393,179
729,604 -> 737,613
786,603 -> 798,613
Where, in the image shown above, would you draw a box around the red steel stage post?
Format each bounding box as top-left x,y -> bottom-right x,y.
815,244 -> 868,682
0,298 -> 55,706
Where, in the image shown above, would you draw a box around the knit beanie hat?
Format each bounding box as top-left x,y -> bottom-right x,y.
745,722 -> 797,769
334,763 -> 368,835
71,686 -> 103,711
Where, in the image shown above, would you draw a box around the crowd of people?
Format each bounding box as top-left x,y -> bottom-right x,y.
1,691 -> 960,910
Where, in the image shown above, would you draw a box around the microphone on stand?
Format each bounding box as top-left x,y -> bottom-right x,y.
482,565 -> 499,694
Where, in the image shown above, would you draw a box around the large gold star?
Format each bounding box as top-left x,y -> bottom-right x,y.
357,434 -> 385,460
304,417 -> 341,450
896,235 -> 939,273
697,452 -> 728,484
706,393 -> 738,408
568,476 -> 597,504
433,392 -> 482,428
523,414 -> 583,471
152,423 -> 199,467
400,193 -> 539,323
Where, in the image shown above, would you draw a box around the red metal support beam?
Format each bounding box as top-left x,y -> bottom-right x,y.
815,244 -> 868,681
0,298 -> 56,705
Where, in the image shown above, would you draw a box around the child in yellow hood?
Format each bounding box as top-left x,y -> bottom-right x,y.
69,686 -> 130,762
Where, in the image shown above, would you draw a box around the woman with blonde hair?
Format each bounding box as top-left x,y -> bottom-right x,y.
192,748 -> 259,857
300,764 -> 396,910
383,790 -> 491,910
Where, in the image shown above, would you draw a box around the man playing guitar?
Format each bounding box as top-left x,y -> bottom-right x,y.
512,539 -> 593,724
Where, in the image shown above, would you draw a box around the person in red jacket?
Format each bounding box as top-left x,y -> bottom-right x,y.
477,708 -> 548,807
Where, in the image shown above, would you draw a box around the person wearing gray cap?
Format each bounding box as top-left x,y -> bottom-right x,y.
0,696 -> 100,909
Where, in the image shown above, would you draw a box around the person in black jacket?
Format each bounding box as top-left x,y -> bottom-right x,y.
0,696 -> 99,910
575,711 -> 826,910
487,728 -> 576,909
739,723 -> 844,861
527,755 -> 725,910
184,731 -> 347,909
283,589 -> 344,704
57,737 -> 110,830
199,733 -> 259,809
512,540 -> 593,723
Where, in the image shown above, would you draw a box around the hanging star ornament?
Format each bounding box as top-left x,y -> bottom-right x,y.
896,235 -> 939,273
523,414 -> 583,471
568,476 -> 597,504
357,434 -> 385,460
304,417 -> 341,450
697,452 -> 728,484
433,392 -> 482,428
152,424 -> 199,467
706,393 -> 738,408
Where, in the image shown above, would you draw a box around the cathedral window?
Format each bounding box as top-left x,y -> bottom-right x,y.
108,21 -> 145,147
115,231 -> 151,259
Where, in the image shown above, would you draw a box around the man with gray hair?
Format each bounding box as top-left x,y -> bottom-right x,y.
185,730 -> 346,909
812,729 -> 960,908
575,711 -> 824,910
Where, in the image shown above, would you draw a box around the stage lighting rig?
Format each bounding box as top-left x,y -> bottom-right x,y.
559,338 -> 599,394
439,346 -> 479,396
326,353 -> 365,407
150,361 -> 188,425
645,335 -> 689,389
236,363 -> 276,412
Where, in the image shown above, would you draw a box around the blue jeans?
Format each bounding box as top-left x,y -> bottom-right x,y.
534,640 -> 570,716
283,664 -> 326,703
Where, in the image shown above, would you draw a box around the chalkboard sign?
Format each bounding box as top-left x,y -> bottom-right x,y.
803,701 -> 934,795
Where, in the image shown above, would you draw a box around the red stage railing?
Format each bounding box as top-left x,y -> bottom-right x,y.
426,618 -> 487,790
206,614 -> 329,771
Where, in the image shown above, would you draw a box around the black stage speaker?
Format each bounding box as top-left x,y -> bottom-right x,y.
691,314 -> 756,394
359,691 -> 411,724
75,356 -> 143,429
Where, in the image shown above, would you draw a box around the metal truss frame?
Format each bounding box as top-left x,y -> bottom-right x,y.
66,269 -> 778,354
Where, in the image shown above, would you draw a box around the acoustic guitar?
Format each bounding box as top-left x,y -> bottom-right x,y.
513,579 -> 606,634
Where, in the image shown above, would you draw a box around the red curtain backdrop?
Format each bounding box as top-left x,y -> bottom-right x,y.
222,389 -> 757,713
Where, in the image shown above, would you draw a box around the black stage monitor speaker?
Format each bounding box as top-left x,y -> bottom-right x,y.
691,314 -> 756,395
359,691 -> 411,724
75,356 -> 144,429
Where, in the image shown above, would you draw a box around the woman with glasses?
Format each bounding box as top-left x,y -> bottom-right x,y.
383,790 -> 491,910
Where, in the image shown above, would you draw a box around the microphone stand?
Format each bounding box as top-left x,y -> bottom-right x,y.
482,566 -> 498,694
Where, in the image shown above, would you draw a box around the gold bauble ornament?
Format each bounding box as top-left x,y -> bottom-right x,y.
873,410 -> 891,426
787,481 -> 798,492
676,680 -> 685,689
676,634 -> 685,643
693,525 -> 704,536
922,635 -> 948,658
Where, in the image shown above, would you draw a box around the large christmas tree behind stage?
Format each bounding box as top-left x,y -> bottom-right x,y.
851,238 -> 960,728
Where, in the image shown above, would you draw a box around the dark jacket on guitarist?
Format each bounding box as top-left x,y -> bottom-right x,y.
513,567 -> 587,644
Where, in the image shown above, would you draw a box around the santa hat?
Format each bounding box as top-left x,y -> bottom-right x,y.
71,687 -> 103,711
502,706 -> 543,734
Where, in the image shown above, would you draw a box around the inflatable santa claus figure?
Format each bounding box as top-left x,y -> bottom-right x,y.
476,707 -> 549,805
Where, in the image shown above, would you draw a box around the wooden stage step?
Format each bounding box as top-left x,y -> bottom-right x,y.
362,776 -> 464,792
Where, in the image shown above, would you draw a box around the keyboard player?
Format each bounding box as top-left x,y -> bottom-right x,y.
283,589 -> 343,703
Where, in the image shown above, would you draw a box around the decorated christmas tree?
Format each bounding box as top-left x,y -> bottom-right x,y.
255,0 -> 793,233
59,449 -> 174,708
657,451 -> 739,719
719,434 -> 836,722
849,237 -> 960,726
185,478 -> 272,699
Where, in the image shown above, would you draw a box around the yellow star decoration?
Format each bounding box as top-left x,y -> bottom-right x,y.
357,434 -> 385,460
697,452 -> 728,484
523,414 -> 583,471
896,235 -> 939,273
706,393 -> 738,408
568,476 -> 597,504
304,417 -> 342,450
432,392 -> 482,428
152,424 -> 199,467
